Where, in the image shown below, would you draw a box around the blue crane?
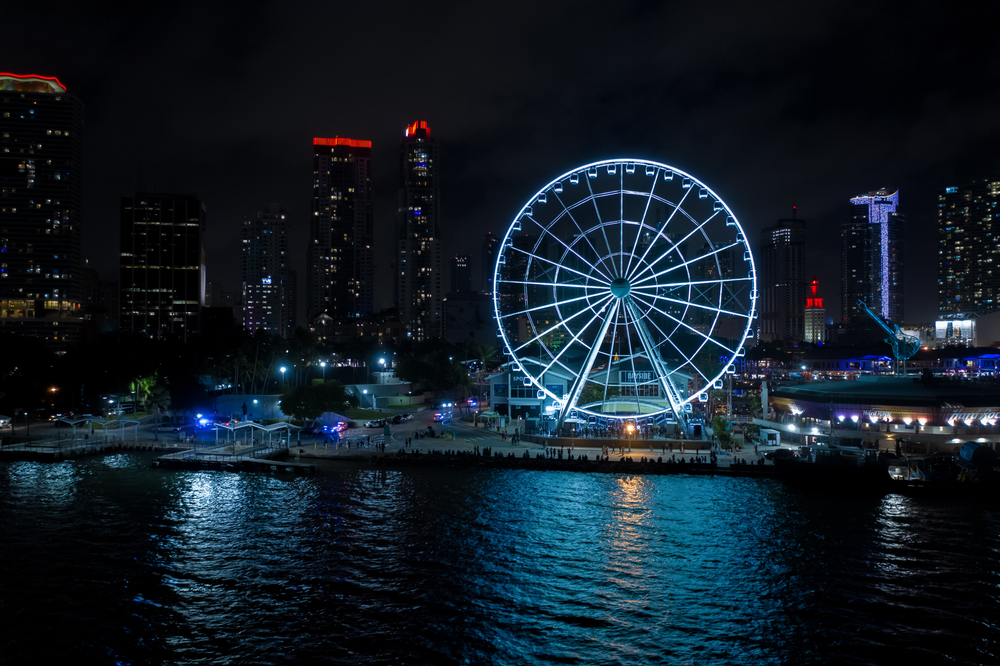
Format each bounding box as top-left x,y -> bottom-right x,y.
857,300 -> 920,375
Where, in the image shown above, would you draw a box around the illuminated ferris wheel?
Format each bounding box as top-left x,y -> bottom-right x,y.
492,159 -> 757,426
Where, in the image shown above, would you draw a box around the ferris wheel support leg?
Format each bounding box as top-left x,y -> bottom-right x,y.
557,302 -> 619,430
623,298 -> 689,431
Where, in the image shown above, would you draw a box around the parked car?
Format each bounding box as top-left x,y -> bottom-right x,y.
764,448 -> 797,460
432,413 -> 444,422
391,414 -> 402,424
365,419 -> 385,428
400,413 -> 413,422
155,424 -> 183,432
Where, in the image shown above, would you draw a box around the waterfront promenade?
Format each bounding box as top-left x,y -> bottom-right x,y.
290,420 -> 768,470
0,417 -> 773,473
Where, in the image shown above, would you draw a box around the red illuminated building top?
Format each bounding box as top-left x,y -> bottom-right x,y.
313,137 -> 372,148
0,73 -> 67,94
404,121 -> 431,138
806,278 -> 824,309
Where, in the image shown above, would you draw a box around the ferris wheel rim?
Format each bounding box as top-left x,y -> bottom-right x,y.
492,158 -> 758,420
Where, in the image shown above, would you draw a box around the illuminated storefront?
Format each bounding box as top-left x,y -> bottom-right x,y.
765,376 -> 1000,453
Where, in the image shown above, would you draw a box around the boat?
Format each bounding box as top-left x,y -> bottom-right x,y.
775,437 -> 998,496
772,438 -> 890,491
886,442 -> 998,496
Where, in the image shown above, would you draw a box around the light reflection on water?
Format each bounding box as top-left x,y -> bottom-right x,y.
0,455 -> 998,665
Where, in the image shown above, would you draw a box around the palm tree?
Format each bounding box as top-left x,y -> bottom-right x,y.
145,383 -> 172,440
475,343 -> 498,370
129,374 -> 156,415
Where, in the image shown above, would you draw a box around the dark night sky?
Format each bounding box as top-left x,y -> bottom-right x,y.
6,1 -> 1000,324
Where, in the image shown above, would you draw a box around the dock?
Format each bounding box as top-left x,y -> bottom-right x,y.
153,442 -> 315,474
0,438 -> 177,462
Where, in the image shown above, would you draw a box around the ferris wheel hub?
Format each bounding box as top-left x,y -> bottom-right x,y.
609,277 -> 632,299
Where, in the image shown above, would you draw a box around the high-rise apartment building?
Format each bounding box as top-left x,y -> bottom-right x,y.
242,203 -> 290,336
307,137 -> 373,322
451,254 -> 472,293
120,193 -> 206,340
0,73 -> 85,350
396,121 -> 442,340
841,189 -> 903,324
482,231 -> 499,294
759,213 -> 805,341
804,277 -> 826,344
937,180 -> 1000,316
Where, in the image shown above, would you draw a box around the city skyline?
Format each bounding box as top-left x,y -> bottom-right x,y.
3,3 -> 999,328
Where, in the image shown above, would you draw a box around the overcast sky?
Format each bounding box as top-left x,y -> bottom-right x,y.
7,0 -> 1000,324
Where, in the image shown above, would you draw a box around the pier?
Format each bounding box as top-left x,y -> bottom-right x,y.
154,441 -> 315,474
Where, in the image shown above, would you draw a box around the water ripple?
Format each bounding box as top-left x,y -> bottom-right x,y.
1,456 -> 998,665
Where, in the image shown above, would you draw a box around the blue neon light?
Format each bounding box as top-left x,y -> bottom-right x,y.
850,190 -> 898,318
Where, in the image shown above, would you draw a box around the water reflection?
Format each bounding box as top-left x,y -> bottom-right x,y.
0,456 -> 998,665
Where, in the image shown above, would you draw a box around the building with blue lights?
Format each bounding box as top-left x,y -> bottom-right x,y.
841,189 -> 903,324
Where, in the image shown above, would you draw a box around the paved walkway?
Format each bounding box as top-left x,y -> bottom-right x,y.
290,421 -> 772,468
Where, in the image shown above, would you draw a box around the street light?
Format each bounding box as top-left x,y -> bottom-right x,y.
280,366 -> 287,391
363,389 -> 375,410
378,358 -> 385,384
320,361 -> 327,384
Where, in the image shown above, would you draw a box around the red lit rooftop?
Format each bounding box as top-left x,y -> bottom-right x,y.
313,137 -> 372,148
405,121 -> 431,138
0,73 -> 67,94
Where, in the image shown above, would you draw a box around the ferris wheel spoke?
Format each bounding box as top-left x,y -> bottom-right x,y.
558,299 -> 619,426
551,193 -> 619,279
627,185 -> 694,282
630,292 -> 737,356
619,303 -> 644,414
636,305 -> 714,386
632,276 -> 754,290
585,177 -> 617,273
537,298 -> 613,380
602,305 -> 621,408
631,240 -> 742,288
498,292 -> 605,319
524,215 -> 613,283
623,298 -> 686,414
628,209 -> 723,283
511,245 -> 610,285
619,170 -> 625,275
623,175 -> 660,278
631,291 -> 751,319
512,293 -> 614,354
497,279 -> 605,290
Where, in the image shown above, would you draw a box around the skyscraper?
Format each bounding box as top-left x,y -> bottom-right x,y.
242,203 -> 290,336
841,189 -> 903,324
396,121 -> 442,340
307,136 -> 373,322
451,254 -> 472,293
119,193 -> 206,340
804,277 -> 826,344
481,231 -> 499,294
937,179 -> 1000,316
759,212 -> 805,341
0,73 -> 84,350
